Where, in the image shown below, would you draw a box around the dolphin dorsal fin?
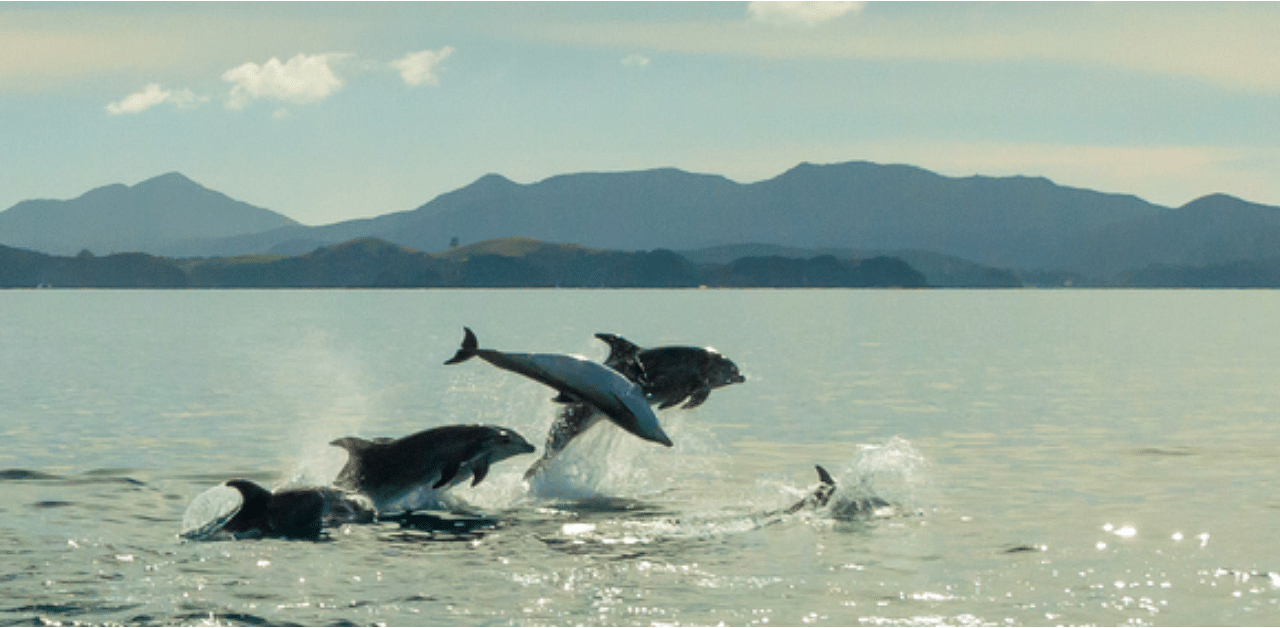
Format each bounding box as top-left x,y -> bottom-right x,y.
815,465 -> 835,486
330,436 -> 375,454
595,333 -> 643,375
595,333 -> 640,358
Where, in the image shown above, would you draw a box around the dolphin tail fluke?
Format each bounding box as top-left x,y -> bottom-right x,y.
444,327 -> 479,365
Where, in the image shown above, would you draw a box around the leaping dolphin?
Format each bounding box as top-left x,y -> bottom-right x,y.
525,332 -> 743,478
180,479 -> 375,541
594,332 -> 745,409
331,424 -> 535,514
444,327 -> 673,450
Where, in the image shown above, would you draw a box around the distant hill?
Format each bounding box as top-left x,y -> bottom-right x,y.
0,237 -> 930,289
679,243 -> 1020,287
0,172 -> 298,256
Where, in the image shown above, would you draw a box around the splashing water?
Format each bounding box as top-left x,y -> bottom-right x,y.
825,435 -> 930,518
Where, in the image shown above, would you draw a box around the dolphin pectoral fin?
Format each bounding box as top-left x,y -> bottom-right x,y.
657,396 -> 684,410
471,462 -> 490,486
444,327 -> 479,365
551,391 -> 581,404
433,461 -> 461,489
682,386 -> 711,409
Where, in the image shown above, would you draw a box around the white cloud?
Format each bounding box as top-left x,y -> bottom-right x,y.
222,53 -> 348,110
621,53 -> 651,68
391,46 -> 455,87
747,1 -> 865,27
105,83 -> 205,115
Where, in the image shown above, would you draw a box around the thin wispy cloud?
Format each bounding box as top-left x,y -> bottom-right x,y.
222,53 -> 349,110
391,46 -> 455,87
105,83 -> 204,115
747,1 -> 865,27
621,53 -> 650,68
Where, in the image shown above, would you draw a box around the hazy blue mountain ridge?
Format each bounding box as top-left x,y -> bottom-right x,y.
0,173 -> 298,256
6,161 -> 1280,283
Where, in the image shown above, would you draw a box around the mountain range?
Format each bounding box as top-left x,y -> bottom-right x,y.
3,162 -> 1280,284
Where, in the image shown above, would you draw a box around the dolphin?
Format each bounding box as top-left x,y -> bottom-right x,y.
524,332 -> 743,478
776,465 -> 895,519
331,424 -> 535,514
180,479 -> 375,541
444,327 -> 673,450
594,332 -> 745,409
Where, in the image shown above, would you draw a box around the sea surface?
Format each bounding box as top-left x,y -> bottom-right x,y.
1,289 -> 1278,627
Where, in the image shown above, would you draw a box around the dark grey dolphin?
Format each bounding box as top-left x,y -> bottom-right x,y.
331,424 -> 535,514
180,479 -> 374,541
777,465 -> 895,519
444,327 -> 673,449
524,332 -> 743,478
594,332 -> 746,410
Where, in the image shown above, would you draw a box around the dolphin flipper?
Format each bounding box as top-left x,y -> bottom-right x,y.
471,462 -> 490,486
434,461 -> 461,489
551,391 -> 583,404
682,385 -> 711,409
444,327 -> 479,365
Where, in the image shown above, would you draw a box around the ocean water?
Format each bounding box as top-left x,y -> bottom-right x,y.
1,289 -> 1278,626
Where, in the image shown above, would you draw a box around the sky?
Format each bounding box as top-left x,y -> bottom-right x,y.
3,1 -> 1280,226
